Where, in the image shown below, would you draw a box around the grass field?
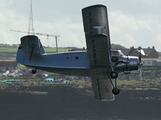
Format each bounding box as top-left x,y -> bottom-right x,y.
0,47 -> 17,53
0,46 -> 161,90
0,77 -> 161,91
0,47 -> 71,53
0,46 -> 72,60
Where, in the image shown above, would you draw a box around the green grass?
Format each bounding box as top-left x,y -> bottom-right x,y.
0,46 -> 71,60
117,79 -> 161,89
0,77 -> 161,92
28,91 -> 48,95
0,47 -> 71,53
44,47 -> 70,53
0,47 -> 18,53
118,80 -> 136,87
69,80 -> 91,87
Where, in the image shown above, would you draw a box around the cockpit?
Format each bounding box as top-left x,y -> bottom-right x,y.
111,50 -> 124,56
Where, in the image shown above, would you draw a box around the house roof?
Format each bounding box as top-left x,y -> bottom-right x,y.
120,46 -> 158,58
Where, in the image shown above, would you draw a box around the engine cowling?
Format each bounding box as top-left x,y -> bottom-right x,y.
123,71 -> 131,74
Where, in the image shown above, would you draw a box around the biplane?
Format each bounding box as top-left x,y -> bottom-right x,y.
16,4 -> 144,101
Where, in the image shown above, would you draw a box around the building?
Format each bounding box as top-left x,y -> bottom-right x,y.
0,60 -> 19,72
120,46 -> 159,58
118,46 -> 161,67
69,46 -> 159,59
141,58 -> 158,67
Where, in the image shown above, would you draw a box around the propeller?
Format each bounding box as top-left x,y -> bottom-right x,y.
137,47 -> 145,81
137,47 -> 145,66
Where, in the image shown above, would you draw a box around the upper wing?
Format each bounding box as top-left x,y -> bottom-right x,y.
82,5 -> 111,68
82,5 -> 114,101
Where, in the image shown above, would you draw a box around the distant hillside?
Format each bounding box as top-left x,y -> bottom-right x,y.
69,44 -> 127,51
0,44 -> 127,60
111,43 -> 127,50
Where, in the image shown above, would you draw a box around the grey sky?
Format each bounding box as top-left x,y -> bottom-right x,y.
0,0 -> 161,51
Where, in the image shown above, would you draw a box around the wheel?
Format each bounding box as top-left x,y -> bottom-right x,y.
112,88 -> 120,95
31,69 -> 36,74
110,71 -> 118,79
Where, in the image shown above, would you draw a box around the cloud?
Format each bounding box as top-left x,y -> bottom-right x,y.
123,33 -> 138,46
109,9 -> 161,50
1,0 -> 161,51
33,21 -> 85,48
156,34 -> 161,44
0,29 -> 13,44
109,11 -> 139,33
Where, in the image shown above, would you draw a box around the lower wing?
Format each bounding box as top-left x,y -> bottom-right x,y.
91,75 -> 114,101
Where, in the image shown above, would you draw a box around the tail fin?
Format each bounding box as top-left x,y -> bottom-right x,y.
16,35 -> 45,64
21,35 -> 45,55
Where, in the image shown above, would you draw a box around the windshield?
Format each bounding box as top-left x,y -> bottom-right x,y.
118,50 -> 125,56
111,50 -> 119,56
111,50 -> 124,56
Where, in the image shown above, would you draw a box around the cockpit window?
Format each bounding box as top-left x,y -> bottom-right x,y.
111,51 -> 119,56
111,50 -> 124,56
118,50 -> 124,56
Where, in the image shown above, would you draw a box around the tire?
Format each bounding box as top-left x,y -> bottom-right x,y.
32,69 -> 36,74
112,88 -> 120,95
110,71 -> 118,79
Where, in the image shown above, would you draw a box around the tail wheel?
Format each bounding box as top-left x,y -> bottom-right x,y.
112,88 -> 120,95
110,71 -> 118,79
31,69 -> 36,74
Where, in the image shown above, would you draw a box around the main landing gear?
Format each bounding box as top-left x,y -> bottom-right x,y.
112,87 -> 120,95
109,71 -> 120,95
110,71 -> 118,79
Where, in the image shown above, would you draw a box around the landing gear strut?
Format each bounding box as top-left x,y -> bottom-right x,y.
109,71 -> 120,95
110,71 -> 118,79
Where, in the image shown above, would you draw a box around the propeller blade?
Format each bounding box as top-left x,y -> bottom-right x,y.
137,48 -> 145,64
139,52 -> 141,64
140,49 -> 145,56
137,47 -> 145,81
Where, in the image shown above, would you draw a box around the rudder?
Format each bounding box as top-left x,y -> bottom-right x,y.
16,35 -> 45,64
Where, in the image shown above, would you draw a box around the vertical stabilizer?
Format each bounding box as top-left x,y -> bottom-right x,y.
16,35 -> 45,63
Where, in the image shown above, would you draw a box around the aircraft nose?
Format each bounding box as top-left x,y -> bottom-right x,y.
129,56 -> 139,70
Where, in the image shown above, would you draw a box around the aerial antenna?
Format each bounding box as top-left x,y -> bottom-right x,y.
10,0 -> 60,52
28,0 -> 34,35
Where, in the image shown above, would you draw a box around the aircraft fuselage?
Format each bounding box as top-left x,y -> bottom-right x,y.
19,50 -> 139,76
